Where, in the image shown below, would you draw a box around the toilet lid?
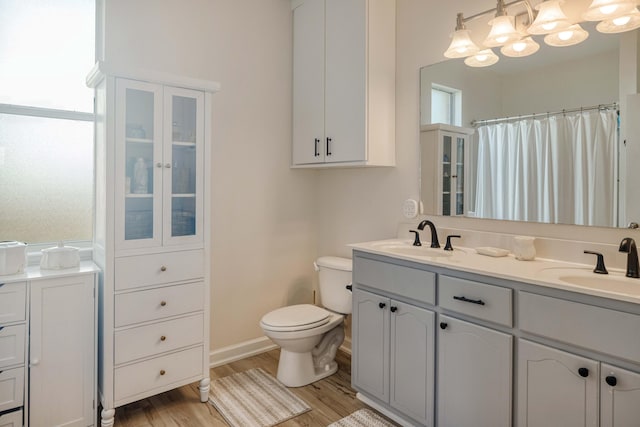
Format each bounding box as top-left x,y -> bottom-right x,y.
261,304 -> 331,332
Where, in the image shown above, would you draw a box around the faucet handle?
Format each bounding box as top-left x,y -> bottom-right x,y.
444,235 -> 462,251
409,230 -> 422,247
584,250 -> 608,275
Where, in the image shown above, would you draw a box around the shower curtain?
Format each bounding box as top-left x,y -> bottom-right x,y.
474,109 -> 618,227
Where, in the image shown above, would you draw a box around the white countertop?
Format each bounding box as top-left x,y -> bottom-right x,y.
0,261 -> 100,283
350,239 -> 640,305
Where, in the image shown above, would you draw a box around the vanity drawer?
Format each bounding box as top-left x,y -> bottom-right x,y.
0,408 -> 23,427
114,346 -> 203,404
439,276 -> 512,327
0,367 -> 24,413
115,249 -> 204,291
354,257 -> 435,305
0,326 -> 25,369
115,313 -> 204,364
115,282 -> 204,327
520,291 -> 640,363
0,283 -> 26,324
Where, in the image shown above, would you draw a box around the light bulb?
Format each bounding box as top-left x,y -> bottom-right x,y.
542,22 -> 558,31
613,15 -> 632,25
599,4 -> 619,15
512,41 -> 527,52
558,30 -> 573,40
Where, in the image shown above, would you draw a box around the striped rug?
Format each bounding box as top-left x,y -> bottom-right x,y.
329,408 -> 397,427
209,368 -> 310,427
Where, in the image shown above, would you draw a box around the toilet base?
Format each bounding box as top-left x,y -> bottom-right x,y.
276,349 -> 338,387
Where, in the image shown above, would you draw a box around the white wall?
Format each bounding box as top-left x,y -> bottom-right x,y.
102,0 -> 319,351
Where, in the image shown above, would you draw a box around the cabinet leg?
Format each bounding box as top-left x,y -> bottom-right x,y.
199,377 -> 211,403
101,408 -> 116,427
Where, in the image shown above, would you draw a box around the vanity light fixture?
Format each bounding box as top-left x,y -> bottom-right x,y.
484,1 -> 522,47
527,0 -> 572,35
544,23 -> 590,46
501,36 -> 540,57
464,49 -> 500,67
596,8 -> 640,33
583,0 -> 637,22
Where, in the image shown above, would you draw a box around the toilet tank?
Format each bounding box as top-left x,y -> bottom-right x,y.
315,256 -> 352,314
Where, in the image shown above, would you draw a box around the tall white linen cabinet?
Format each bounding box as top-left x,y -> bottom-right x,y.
87,63 -> 219,427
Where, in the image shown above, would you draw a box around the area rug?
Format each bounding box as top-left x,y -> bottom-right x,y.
209,368 -> 310,427
329,408 -> 397,427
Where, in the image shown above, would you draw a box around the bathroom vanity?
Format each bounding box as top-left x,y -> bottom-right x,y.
350,239 -> 640,427
0,263 -> 98,427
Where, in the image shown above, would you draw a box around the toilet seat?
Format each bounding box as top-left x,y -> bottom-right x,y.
260,304 -> 331,332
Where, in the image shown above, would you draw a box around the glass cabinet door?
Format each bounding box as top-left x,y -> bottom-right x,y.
115,80 -> 163,249
455,136 -> 465,216
442,135 -> 452,216
163,87 -> 204,245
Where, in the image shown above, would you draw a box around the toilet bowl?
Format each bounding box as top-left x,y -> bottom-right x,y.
260,256 -> 352,387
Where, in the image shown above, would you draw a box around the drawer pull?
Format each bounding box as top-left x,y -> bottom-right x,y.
0,326 -> 3,332
0,283 -> 4,288
160,301 -> 167,307
160,335 -> 167,341
578,367 -> 589,377
605,375 -> 617,387
160,266 -> 167,272
379,302 -> 386,309
453,295 -> 485,306
160,369 -> 166,376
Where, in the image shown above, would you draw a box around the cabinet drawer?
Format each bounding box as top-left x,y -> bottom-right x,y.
354,257 -> 435,305
520,291 -> 640,363
0,326 -> 25,369
0,409 -> 22,427
0,283 -> 26,324
114,346 -> 203,403
0,368 -> 24,413
115,313 -> 204,364
439,276 -> 512,327
115,250 -> 204,290
115,282 -> 204,327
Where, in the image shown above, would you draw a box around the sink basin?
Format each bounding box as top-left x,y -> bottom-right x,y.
539,267 -> 640,294
372,242 -> 454,259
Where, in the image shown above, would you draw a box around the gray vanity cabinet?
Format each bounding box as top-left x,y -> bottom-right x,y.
438,315 -> 512,427
600,363 -> 640,427
352,259 -> 436,426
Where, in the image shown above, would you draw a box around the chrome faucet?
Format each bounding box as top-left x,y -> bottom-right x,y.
619,237 -> 640,278
417,220 -> 440,248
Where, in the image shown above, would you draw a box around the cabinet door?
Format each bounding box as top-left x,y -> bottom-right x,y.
324,0 -> 366,163
438,315 -> 512,427
601,363 -> 640,427
163,86 -> 205,246
517,339 -> 598,427
115,79 -> 163,250
452,134 -> 465,216
292,0 -> 325,165
29,275 -> 95,427
352,288 -> 389,403
440,131 -> 466,216
390,301 -> 434,426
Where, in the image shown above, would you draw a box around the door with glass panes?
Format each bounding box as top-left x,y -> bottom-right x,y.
115,79 -> 204,250
440,132 -> 466,217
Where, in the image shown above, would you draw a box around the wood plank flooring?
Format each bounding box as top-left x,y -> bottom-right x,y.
111,349 -> 392,426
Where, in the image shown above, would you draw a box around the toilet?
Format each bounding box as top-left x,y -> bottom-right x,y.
260,256 -> 352,387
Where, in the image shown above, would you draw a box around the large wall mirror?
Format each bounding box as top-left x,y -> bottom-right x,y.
420,22 -> 640,229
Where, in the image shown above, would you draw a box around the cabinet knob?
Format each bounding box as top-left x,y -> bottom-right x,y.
164,163 -> 171,169
605,375 -> 617,387
160,369 -> 166,376
156,162 -> 163,168
160,335 -> 166,342
30,358 -> 40,366
160,266 -> 167,272
440,322 -> 448,330
390,306 -> 398,313
578,368 -> 589,377
160,301 -> 167,307
378,302 -> 386,309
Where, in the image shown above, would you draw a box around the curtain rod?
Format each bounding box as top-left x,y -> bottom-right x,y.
471,102 -> 619,127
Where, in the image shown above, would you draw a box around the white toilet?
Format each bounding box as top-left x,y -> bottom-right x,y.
260,256 -> 352,387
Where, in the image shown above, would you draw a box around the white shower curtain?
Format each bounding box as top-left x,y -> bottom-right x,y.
474,109 -> 618,227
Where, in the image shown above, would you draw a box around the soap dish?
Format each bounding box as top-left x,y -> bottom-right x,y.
475,247 -> 510,257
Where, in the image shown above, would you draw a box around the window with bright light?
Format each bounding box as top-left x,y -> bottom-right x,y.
0,0 -> 95,244
432,85 -> 462,126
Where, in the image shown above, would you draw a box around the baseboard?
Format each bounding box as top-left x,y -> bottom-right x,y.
356,392 -> 418,427
340,336 -> 352,355
209,336 -> 277,368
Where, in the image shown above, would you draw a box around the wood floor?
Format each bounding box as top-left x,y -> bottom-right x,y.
111,349 -> 393,426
